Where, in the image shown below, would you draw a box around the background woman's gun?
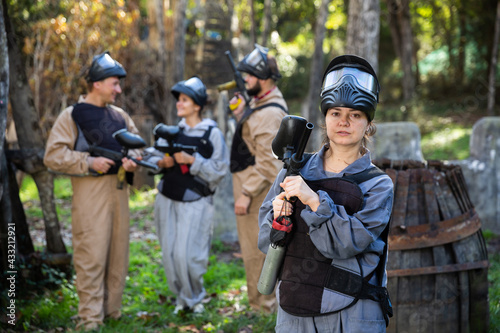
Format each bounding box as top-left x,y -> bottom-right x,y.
153,123 -> 198,174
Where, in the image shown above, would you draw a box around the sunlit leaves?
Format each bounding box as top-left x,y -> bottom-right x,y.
20,0 -> 141,128
325,2 -> 346,30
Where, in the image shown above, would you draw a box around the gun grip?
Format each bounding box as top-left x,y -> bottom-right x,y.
180,164 -> 189,174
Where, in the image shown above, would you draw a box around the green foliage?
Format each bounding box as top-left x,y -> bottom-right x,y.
19,175 -> 73,226
489,253 -> 500,332
19,175 -> 39,202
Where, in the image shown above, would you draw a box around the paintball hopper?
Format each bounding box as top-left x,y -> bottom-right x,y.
153,123 -> 180,140
112,129 -> 147,149
272,115 -> 314,161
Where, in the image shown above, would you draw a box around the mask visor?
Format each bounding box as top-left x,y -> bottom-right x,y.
321,68 -> 378,99
95,53 -> 116,70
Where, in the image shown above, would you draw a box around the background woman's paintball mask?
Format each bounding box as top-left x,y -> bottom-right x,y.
171,76 -> 208,107
320,55 -> 380,121
237,44 -> 281,80
86,52 -> 127,82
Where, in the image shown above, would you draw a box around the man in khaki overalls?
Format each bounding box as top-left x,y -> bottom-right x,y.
229,44 -> 288,313
44,52 -> 140,331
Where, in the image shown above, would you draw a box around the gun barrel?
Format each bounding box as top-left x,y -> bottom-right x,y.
294,122 -> 314,162
89,146 -> 122,161
131,158 -> 159,170
217,80 -> 237,91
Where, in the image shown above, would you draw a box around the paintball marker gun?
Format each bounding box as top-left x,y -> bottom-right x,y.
153,123 -> 198,174
257,115 -> 314,295
88,128 -> 159,189
217,50 -> 251,112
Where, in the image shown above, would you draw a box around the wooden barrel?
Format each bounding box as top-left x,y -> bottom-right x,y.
373,159 -> 490,333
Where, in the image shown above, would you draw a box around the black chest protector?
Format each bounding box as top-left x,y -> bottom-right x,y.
230,103 -> 287,173
279,167 -> 392,321
159,126 -> 214,202
72,103 -> 126,175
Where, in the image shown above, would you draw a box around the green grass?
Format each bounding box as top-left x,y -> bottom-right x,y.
489,252 -> 500,332
14,238 -> 275,332
421,125 -> 471,160
12,175 -> 276,332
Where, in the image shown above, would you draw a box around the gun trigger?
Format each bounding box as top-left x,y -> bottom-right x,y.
180,164 -> 189,174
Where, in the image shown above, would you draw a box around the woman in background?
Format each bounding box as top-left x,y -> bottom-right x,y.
145,76 -> 229,314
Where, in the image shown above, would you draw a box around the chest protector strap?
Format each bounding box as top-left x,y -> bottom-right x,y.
230,103 -> 287,173
159,126 -> 215,202
279,167 -> 392,323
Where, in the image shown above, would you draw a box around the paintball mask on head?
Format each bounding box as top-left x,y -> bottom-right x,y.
320,55 -> 380,121
171,76 -> 208,107
237,44 -> 281,80
86,52 -> 127,82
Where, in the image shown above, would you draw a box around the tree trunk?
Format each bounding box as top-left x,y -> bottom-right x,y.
399,0 -> 414,101
250,0 -> 257,45
261,0 -> 272,47
387,0 -> 401,60
156,0 -> 167,97
0,0 -> 6,159
4,150 -> 35,257
487,0 -> 500,116
165,0 -> 187,126
456,0 -> 466,85
430,1 -> 454,80
3,0 -> 66,255
0,0 -> 37,282
386,0 -> 415,102
346,0 -> 380,73
0,0 -> 10,273
302,0 -> 329,152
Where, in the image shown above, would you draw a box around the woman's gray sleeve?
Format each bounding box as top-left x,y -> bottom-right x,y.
189,128 -> 230,190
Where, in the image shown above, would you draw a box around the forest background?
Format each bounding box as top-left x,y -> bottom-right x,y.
1,0 -> 500,331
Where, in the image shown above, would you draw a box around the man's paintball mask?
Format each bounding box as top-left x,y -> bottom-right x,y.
237,44 -> 281,80
320,55 -> 380,121
86,52 -> 127,82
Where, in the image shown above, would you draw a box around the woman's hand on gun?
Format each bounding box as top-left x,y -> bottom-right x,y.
280,176 -> 320,212
173,151 -> 195,165
158,155 -> 175,169
272,192 -> 293,219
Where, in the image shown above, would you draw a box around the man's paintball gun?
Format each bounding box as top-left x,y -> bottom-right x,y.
217,50 -> 251,109
88,129 -> 159,171
88,129 -> 159,189
153,123 -> 198,174
257,115 -> 314,295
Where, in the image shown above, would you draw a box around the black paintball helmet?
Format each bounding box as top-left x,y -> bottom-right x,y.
320,55 -> 380,122
237,44 -> 281,80
86,52 -> 127,82
171,76 -> 208,107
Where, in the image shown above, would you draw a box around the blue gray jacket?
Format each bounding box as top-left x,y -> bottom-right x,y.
258,146 -> 394,312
